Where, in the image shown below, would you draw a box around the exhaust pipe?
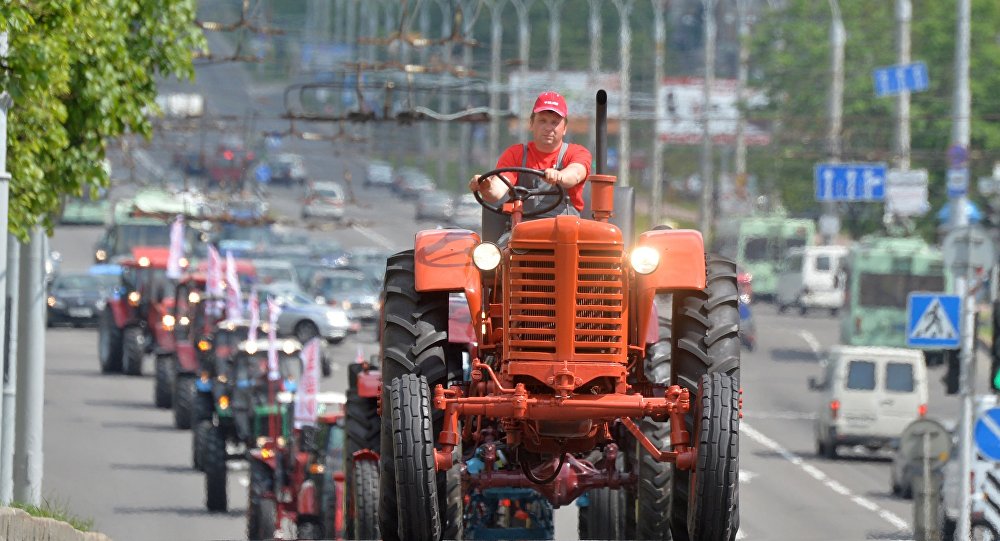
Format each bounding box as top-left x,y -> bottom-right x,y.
595,90 -> 607,175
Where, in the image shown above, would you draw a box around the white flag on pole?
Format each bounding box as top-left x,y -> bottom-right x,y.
294,337 -> 322,428
248,287 -> 260,342
166,215 -> 185,279
267,297 -> 281,381
206,245 -> 224,317
225,251 -> 243,321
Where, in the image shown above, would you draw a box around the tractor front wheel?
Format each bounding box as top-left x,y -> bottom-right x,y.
345,362 -> 380,540
154,354 -> 173,408
193,420 -> 211,471
203,422 -> 228,512
297,521 -> 321,540
686,372 -> 740,541
247,458 -> 274,540
670,255 -> 740,541
353,459 -> 381,540
173,375 -> 196,430
579,487 -> 627,540
98,308 -> 123,373
389,374 -> 440,541
122,326 -> 145,376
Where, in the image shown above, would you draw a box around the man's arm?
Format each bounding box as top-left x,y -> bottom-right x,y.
468,174 -> 511,202
543,163 -> 587,188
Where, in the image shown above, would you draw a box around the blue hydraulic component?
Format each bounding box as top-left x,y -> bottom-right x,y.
195,378 -> 213,392
574,493 -> 590,508
464,487 -> 554,540
467,456 -> 486,475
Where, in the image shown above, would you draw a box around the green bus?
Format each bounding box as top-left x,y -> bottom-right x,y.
713,215 -> 817,300
839,235 -> 954,363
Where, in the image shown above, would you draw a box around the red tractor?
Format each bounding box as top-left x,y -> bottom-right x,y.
98,246 -> 181,376
374,91 -> 740,541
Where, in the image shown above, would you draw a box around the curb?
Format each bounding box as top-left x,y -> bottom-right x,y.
0,507 -> 111,541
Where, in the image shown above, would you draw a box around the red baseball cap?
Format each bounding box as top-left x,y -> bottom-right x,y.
532,91 -> 568,117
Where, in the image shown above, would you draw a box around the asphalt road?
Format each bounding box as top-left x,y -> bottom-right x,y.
37,31 -> 987,541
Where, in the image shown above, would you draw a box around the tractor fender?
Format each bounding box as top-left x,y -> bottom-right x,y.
150,323 -> 175,353
109,297 -> 132,328
175,343 -> 200,373
413,229 -> 483,328
297,479 -> 318,517
635,229 -> 706,346
356,370 -> 381,399
351,449 -> 380,463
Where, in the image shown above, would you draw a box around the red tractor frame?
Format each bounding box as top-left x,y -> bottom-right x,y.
98,246 -> 180,376
376,91 -> 740,541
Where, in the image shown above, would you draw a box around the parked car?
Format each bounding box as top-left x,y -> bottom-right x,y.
47,272 -> 118,327
810,346 -> 928,459
310,269 -> 380,322
256,284 -> 355,346
252,259 -> 299,288
415,191 -> 454,222
269,153 -> 308,186
364,160 -> 394,188
302,181 -> 347,221
451,193 -> 482,232
393,167 -> 435,197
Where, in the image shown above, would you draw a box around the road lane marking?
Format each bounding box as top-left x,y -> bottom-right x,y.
743,410 -> 815,420
739,470 -> 757,484
351,224 -> 395,250
741,422 -> 909,531
797,329 -> 823,359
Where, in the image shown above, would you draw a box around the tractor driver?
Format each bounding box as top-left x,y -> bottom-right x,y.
468,91 -> 592,219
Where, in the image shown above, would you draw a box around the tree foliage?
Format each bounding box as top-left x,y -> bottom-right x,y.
0,1 -> 204,239
750,0 -> 1000,236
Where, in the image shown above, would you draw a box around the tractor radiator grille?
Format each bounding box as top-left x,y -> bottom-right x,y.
507,245 -> 624,358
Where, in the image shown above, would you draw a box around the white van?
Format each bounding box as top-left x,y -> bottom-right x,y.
810,346 -> 928,458
777,245 -> 848,315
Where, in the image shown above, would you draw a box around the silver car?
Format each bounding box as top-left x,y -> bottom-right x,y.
302,181 -> 347,221
256,285 -> 355,344
310,269 -> 380,322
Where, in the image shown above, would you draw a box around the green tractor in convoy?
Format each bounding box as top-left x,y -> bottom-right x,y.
713,213 -> 816,301
838,235 -> 956,365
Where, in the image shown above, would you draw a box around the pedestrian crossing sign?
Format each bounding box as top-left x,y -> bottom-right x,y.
906,292 -> 961,349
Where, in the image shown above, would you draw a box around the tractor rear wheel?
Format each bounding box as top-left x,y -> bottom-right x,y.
579,487 -> 627,540
686,373 -> 739,541
203,422 -> 228,512
122,326 -> 145,376
670,255 -> 740,541
353,459 -> 381,540
154,354 -> 173,408
173,374 -> 195,430
389,374 -> 440,541
378,251 -> 463,541
98,308 -> 123,373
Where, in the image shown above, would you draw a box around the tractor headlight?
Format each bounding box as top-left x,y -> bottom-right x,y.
188,291 -> 201,304
630,246 -> 660,275
162,314 -> 176,330
95,249 -> 107,262
472,242 -> 501,271
127,291 -> 141,306
138,256 -> 150,268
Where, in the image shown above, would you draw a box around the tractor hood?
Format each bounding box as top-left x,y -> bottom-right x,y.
510,215 -> 623,248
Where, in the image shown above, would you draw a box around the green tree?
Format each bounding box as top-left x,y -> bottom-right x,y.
0,1 -> 204,238
749,0 -> 1000,237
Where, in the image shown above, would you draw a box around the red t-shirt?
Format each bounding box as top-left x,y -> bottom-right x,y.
495,142 -> 593,211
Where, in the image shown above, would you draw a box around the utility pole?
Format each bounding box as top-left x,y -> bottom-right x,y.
587,0 -> 602,152
612,0 -> 635,186
734,0 -> 750,208
545,0 -> 564,73
512,0 -> 535,135
13,227 -> 44,505
952,0 -> 973,538
1,236 -> 19,505
437,0 -> 454,185
896,0 -> 911,171
698,0 -> 717,236
824,0 -> 845,244
0,31 -> 13,504
650,0 -> 667,226
487,0 -> 505,161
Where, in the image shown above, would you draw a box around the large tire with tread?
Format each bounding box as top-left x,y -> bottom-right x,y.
154,354 -> 173,408
203,422 -> 228,512
344,363 -> 380,540
378,251 -> 463,541
193,420 -> 211,471
634,296 -> 673,540
173,374 -> 196,430
192,391 -> 214,425
389,374 -> 440,541
686,373 -> 739,541
353,459 -> 381,540
579,486 -> 627,540
122,326 -> 145,376
98,308 -> 123,373
247,458 -> 274,540
670,255 -> 740,541
297,521 -> 321,540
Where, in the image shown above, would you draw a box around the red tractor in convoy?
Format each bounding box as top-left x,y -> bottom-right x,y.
98,247 -> 181,376
368,91 -> 740,541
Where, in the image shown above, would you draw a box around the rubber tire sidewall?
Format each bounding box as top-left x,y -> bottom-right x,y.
686,372 -> 739,541
204,422 -> 228,512
389,374 -> 441,541
98,308 -> 123,373
154,354 -> 174,408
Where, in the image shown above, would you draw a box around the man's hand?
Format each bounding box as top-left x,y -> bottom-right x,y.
543,168 -> 566,187
470,174 -> 509,202
468,175 -> 486,193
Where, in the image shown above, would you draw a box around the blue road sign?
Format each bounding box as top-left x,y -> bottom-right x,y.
906,293 -> 960,349
873,61 -> 929,97
947,168 -> 969,198
975,407 -> 1000,461
814,163 -> 887,202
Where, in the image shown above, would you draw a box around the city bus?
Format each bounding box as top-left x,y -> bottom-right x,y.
713,214 -> 816,300
838,235 -> 955,364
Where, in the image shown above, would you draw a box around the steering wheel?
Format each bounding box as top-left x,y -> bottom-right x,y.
473,167 -> 567,218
